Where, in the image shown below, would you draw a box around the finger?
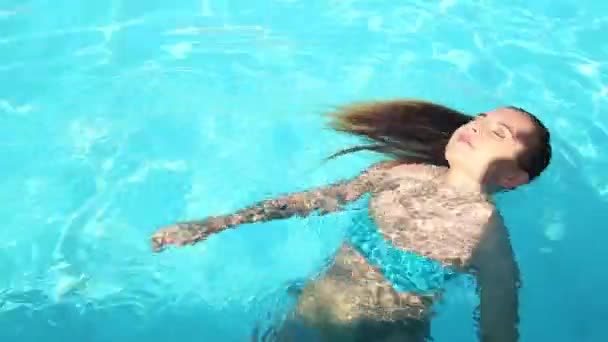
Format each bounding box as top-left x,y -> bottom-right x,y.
151,230 -> 174,251
151,236 -> 165,252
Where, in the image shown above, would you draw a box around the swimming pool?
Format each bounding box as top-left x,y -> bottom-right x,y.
1,0 -> 607,341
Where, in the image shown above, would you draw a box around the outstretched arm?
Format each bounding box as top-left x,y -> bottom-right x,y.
472,212 -> 521,342
151,160 -> 401,252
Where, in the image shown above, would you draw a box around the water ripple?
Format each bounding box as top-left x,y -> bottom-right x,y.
2,1 -> 608,341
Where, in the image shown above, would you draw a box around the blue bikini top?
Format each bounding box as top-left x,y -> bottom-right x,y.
346,196 -> 458,295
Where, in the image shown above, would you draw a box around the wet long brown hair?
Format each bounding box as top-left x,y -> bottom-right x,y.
326,99 -> 552,181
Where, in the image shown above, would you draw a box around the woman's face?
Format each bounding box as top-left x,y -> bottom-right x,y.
445,107 -> 541,189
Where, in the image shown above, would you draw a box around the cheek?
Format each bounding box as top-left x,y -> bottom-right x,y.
475,145 -> 522,173
467,149 -> 495,168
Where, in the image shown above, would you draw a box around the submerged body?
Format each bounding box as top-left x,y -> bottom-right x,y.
273,162 -> 517,341
151,102 -> 551,342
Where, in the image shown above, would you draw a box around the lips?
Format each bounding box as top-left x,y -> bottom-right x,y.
457,133 -> 473,147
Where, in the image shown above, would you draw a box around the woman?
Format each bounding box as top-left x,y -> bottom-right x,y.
151,99 -> 552,341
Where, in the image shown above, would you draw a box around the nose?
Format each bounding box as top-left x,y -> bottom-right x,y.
470,124 -> 479,134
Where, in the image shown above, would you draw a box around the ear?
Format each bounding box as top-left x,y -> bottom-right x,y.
497,170 -> 529,189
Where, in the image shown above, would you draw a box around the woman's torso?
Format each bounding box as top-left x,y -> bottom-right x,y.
295,164 -> 496,326
368,164 -> 494,269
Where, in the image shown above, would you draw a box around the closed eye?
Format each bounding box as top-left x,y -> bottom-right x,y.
477,113 -> 512,139
493,130 -> 506,139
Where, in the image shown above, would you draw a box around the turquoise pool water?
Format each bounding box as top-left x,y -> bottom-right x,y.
2,0 -> 607,341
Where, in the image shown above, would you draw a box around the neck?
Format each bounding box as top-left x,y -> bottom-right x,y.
442,168 -> 492,196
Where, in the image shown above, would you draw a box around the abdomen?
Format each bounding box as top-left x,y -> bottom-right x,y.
295,244 -> 434,326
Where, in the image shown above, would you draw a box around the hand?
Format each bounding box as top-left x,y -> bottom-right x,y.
151,217 -> 226,252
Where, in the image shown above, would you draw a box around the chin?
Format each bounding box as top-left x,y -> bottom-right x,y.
444,147 -> 464,167
445,153 -> 479,178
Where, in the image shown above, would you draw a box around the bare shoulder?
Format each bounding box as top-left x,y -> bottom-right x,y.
365,159 -> 445,182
